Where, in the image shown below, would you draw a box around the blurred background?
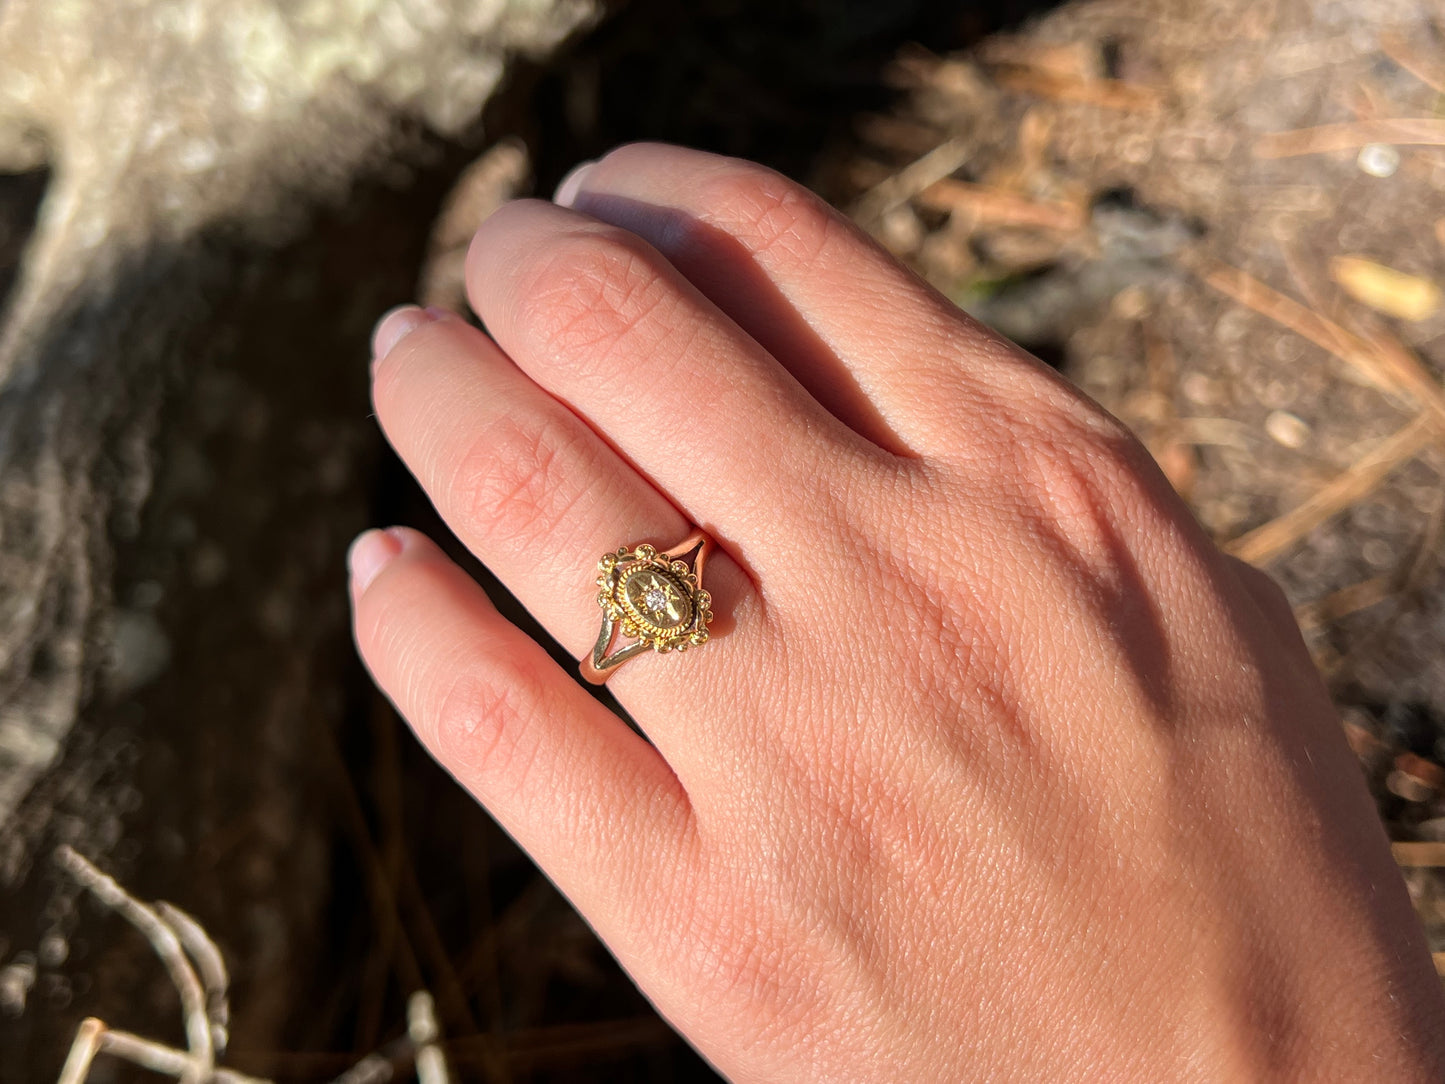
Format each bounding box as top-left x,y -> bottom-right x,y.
1,0 -> 1443,1079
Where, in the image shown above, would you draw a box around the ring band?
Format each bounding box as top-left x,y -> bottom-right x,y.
581,528 -> 715,684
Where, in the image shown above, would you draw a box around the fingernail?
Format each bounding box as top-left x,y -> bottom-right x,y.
348,528 -> 405,595
554,160 -> 596,208
371,305 -> 438,364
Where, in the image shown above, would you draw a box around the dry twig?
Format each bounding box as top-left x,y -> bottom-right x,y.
1198,261 -> 1445,421
95,1027 -> 262,1084
408,991 -> 452,1084
1403,484 -> 1445,592
330,1054 -> 396,1084
914,178 -> 1086,232
156,901 -> 232,1054
447,1016 -> 677,1075
851,136 -> 973,221
1292,575 -> 1394,633
55,1018 -> 105,1084
56,1019 -> 270,1084
1226,417 -> 1435,564
1393,841 -> 1445,867
977,38 -> 1101,81
57,846 -> 215,1080
1380,32 -> 1445,96
1255,118 -> 1445,158
53,847 -> 271,1084
1329,256 -> 1441,322
989,66 -> 1162,112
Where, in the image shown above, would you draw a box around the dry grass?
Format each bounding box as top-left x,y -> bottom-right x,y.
1255,117 -> 1445,158
1226,417 -> 1435,564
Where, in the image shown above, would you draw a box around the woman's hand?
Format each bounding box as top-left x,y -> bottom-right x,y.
349,143 -> 1444,1081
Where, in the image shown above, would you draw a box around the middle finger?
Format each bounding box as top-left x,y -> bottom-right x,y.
466,198 -> 878,552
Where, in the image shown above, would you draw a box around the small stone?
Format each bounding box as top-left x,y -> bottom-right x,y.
1362,538 -> 1394,568
1181,372 -> 1217,406
1357,143 -> 1399,178
1110,285 -> 1150,320
1400,753 -> 1445,790
1387,753 -> 1445,802
1264,410 -> 1309,448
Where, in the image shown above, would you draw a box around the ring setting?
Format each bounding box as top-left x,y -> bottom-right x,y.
582,529 -> 714,683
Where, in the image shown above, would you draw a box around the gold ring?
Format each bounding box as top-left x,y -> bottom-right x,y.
581,528 -> 715,684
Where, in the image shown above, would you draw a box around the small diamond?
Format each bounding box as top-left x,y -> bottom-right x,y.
643,587 -> 668,613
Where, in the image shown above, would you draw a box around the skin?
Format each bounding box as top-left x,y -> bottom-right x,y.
348,143 -> 1445,1082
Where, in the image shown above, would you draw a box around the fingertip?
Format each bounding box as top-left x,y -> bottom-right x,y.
553,160 -> 597,208
371,305 -> 437,365
347,527 -> 410,597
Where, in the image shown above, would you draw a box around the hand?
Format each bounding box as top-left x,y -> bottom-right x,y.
348,143 -> 1445,1081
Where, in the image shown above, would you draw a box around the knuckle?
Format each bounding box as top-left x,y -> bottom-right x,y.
1024,426 -> 1151,530
665,899 -> 798,1029
1230,556 -> 1293,613
998,401 -> 1168,566
1007,375 -> 1157,506
1016,362 -> 1141,451
450,410 -> 589,554
429,666 -> 539,794
691,165 -> 836,264
512,229 -> 676,365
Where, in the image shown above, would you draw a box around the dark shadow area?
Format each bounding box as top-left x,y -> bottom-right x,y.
0,168 -> 49,319
499,0 -> 1069,191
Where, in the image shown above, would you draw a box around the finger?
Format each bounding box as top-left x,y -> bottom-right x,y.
369,307 -> 756,702
553,142 -> 1072,454
464,198 -> 880,551
348,526 -> 694,911
1226,555 -> 1313,664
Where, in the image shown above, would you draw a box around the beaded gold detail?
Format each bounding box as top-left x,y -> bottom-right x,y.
583,530 -> 714,683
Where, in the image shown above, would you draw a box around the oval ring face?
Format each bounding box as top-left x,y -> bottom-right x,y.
621,566 -> 694,632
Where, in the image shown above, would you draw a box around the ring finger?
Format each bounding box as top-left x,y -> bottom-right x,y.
369,307 -> 757,720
